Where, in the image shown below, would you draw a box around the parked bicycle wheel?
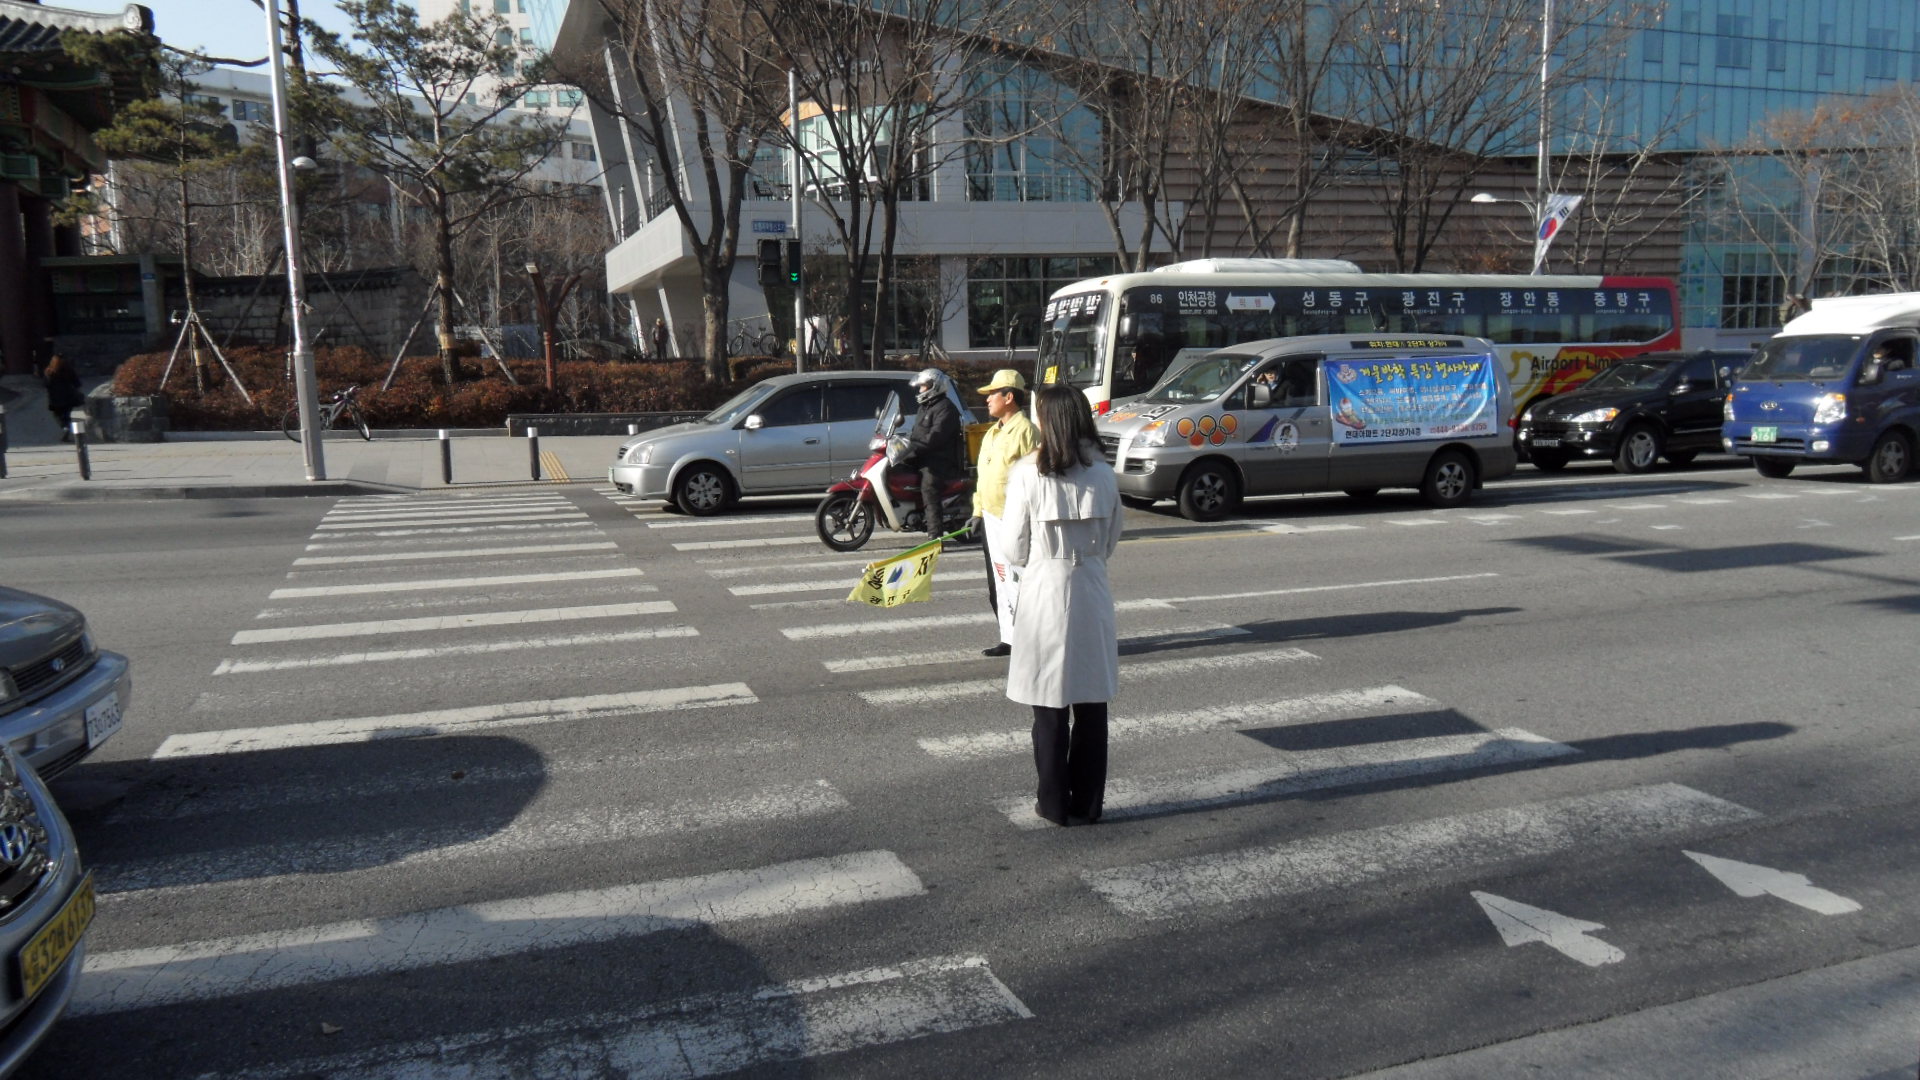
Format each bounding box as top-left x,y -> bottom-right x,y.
347,404 -> 372,440
756,331 -> 781,356
280,404 -> 302,442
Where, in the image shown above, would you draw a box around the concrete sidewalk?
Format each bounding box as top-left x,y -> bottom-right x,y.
0,425 -> 626,500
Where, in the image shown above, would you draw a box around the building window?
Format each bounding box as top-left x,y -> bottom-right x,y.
562,89 -> 582,106
231,98 -> 268,124
519,28 -> 532,45
570,141 -> 596,161
1866,31 -> 1898,79
1678,11 -> 1700,65
1720,251 -> 1785,330
1641,28 -> 1663,64
524,91 -> 549,107
1817,25 -> 1835,76
1766,20 -> 1786,72
964,64 -> 1098,203
967,256 -> 1116,350
493,0 -> 509,12
1714,15 -> 1750,69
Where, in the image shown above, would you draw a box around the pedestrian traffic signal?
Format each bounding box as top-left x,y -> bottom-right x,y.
756,239 -> 782,289
785,239 -> 802,287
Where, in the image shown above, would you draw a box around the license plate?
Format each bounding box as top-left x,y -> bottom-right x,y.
84,691 -> 122,747
17,873 -> 94,1002
1751,426 -> 1778,443
1530,438 -> 1561,448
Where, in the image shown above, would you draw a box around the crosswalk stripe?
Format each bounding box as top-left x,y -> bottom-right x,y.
229,601 -> 675,644
919,685 -> 1433,761
1742,492 -> 1799,500
323,497 -> 569,517
316,511 -> 589,530
211,955 -> 1030,1080
675,535 -> 820,551
101,781 -> 850,897
1608,502 -> 1666,510
1262,522 -> 1364,534
151,682 -> 757,758
302,521 -> 602,540
294,541 -> 618,565
1385,518 -> 1447,527
860,647 -> 1318,707
997,729 -> 1576,829
730,577 -> 858,596
752,587 -> 988,611
1082,782 -> 1760,919
646,514 -> 812,529
784,611 -> 997,639
822,623 -> 1252,673
704,556 -> 873,577
267,567 -> 644,599
1539,509 -> 1595,516
74,850 -> 924,1016
1675,497 -> 1733,505
211,626 -> 699,675
1141,572 -> 1499,607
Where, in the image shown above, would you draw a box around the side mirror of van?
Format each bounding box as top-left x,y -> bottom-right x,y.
1248,383 -> 1272,409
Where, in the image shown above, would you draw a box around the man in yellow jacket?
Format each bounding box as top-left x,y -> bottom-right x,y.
971,369 -> 1039,657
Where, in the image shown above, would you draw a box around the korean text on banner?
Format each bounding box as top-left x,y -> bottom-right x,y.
1327,353 -> 1498,446
847,541 -> 942,607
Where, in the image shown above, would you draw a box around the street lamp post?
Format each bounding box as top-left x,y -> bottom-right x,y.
263,0 -> 323,479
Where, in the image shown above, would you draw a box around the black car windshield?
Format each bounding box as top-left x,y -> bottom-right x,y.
1744,335 -> 1857,381
1140,353 -> 1259,403
1585,360 -> 1675,391
702,384 -> 775,424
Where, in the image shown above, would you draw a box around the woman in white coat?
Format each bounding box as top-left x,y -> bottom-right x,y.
1002,385 -> 1124,826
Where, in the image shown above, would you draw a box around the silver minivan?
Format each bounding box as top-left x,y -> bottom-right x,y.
1093,334 -> 1516,520
609,371 -> 977,515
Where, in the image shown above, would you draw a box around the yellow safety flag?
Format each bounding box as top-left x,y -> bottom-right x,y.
846,538 -> 942,607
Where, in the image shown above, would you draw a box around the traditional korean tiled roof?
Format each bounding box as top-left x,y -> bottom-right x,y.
0,1 -> 151,55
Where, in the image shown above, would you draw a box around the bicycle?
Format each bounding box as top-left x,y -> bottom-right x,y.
727,317 -> 782,357
282,385 -> 372,442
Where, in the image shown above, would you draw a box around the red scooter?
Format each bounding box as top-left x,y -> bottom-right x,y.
815,392 -> 973,552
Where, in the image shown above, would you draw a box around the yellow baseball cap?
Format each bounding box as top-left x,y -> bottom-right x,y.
977,369 -> 1027,394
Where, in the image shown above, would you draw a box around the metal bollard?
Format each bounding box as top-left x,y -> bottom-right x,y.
439,429 -> 453,486
72,420 -> 91,481
0,403 -> 9,479
627,423 -> 639,436
528,426 -> 541,481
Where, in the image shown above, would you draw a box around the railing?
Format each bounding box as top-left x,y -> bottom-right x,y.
965,174 -> 1094,202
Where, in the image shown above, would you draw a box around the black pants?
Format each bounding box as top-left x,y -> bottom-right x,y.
982,537 -> 998,618
1031,703 -> 1108,825
919,468 -> 944,537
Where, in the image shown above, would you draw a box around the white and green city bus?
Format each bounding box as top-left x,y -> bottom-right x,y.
1036,259 -> 1682,420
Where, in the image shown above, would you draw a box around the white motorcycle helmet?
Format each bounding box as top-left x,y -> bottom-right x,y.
910,367 -> 946,404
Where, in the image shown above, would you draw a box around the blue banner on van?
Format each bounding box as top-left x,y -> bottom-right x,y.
1327,352 -> 1498,445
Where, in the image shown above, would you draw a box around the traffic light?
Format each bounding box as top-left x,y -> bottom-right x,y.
784,239 -> 802,287
756,238 -> 782,289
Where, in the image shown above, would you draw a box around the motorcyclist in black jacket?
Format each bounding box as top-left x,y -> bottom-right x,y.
904,368 -> 965,541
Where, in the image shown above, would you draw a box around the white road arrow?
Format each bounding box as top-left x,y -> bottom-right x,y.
1471,891 -> 1625,967
1683,851 -> 1863,915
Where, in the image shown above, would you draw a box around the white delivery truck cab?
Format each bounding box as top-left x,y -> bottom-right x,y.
1094,334 -> 1516,520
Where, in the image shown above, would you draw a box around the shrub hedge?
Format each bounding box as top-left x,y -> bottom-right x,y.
110,345 -> 1031,430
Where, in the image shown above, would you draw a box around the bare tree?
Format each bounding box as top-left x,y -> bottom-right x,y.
313,0 -> 567,384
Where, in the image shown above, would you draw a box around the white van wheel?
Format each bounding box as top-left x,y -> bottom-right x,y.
1420,450 -> 1474,508
1177,462 -> 1238,521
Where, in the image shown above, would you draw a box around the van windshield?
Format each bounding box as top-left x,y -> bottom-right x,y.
1140,353 -> 1259,403
1744,336 -> 1857,381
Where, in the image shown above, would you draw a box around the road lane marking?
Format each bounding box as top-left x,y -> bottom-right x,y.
1474,893 -> 1625,967
1684,851 -> 1862,915
730,577 -> 860,596
1083,783 -> 1760,919
316,511 -> 589,530
822,623 -> 1251,673
268,567 -> 644,598
785,612 -> 998,640
1538,509 -> 1595,516
75,850 -> 924,1015
101,781 -> 851,897
1385,518 -> 1447,527
293,541 -> 618,565
302,521 -> 601,540
1262,522 -> 1364,534
752,588 -> 990,611
1675,497 -> 1734,505
229,601 -> 675,644
152,682 -> 757,757
1742,492 -> 1799,500
646,514 -> 813,529
920,685 -> 1434,761
209,956 -> 1029,1080
1608,502 -> 1666,510
323,497 -> 569,517
212,626 -> 698,674
705,556 -> 875,578
862,647 -> 1318,707
675,536 -> 821,551
1154,572 -> 1499,606
997,729 -> 1576,829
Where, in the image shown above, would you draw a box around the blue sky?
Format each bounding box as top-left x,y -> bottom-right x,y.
137,0 -> 358,71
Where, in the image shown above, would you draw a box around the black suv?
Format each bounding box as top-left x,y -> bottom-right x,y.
1519,349 -> 1753,473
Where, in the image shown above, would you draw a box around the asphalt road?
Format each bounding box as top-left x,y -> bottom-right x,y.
5,456 -> 1918,1079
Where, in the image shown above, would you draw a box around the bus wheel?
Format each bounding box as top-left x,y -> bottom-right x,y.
1420,450 -> 1475,508
1177,461 -> 1238,522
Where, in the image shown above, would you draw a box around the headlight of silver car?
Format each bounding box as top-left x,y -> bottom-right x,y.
627,443 -> 653,465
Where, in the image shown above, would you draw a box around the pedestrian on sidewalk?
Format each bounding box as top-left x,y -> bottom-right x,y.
42,353 -> 83,442
1002,384 -> 1122,827
650,318 -> 669,361
969,369 -> 1037,658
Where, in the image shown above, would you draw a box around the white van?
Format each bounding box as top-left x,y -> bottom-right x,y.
1094,334 -> 1516,520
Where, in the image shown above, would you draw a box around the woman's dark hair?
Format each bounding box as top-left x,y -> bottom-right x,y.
1033,384 -> 1099,476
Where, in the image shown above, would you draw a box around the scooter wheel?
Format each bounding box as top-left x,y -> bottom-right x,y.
816,493 -> 876,552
